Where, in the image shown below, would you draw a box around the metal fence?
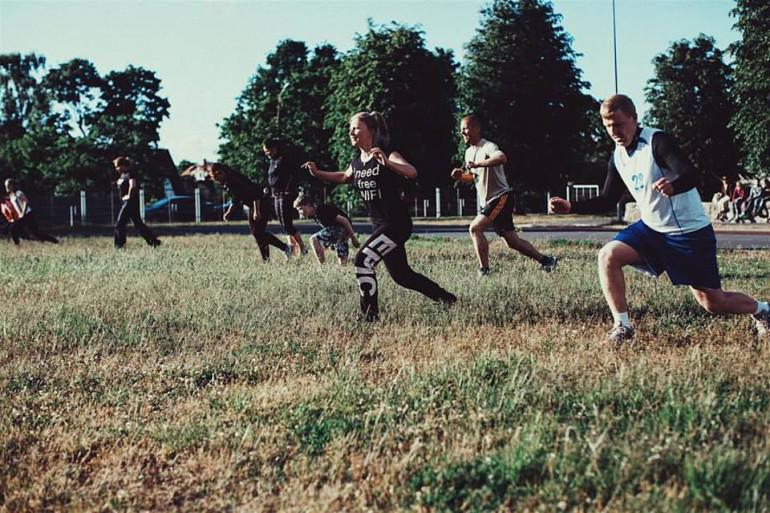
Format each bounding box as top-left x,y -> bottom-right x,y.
26,184 -> 599,227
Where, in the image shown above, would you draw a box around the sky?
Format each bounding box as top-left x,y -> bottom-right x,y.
1,0 -> 739,164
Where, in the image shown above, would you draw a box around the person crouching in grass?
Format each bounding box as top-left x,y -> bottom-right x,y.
294,195 -> 360,265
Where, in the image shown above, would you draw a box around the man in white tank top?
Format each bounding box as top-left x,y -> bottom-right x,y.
549,95 -> 769,345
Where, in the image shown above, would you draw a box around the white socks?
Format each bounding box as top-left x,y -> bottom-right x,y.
613,311 -> 631,328
755,301 -> 769,315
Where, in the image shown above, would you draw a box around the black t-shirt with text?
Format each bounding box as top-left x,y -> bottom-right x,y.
351,152 -> 409,226
313,204 -> 348,228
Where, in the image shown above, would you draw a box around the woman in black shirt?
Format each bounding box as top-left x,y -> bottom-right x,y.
263,138 -> 306,255
304,111 -> 456,321
113,157 -> 161,249
185,162 -> 291,261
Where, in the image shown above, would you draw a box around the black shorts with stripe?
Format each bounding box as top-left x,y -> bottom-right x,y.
480,192 -> 515,235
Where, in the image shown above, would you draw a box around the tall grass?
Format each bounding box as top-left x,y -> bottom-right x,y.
1,233 -> 769,512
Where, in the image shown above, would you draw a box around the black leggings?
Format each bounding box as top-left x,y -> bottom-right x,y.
274,194 -> 298,236
115,201 -> 159,248
18,212 -> 58,244
249,210 -> 289,261
354,221 -> 455,320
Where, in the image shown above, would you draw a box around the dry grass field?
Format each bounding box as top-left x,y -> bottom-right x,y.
1,232 -> 769,512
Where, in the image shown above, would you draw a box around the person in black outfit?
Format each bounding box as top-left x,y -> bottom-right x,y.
304,111 -> 456,321
263,138 -> 307,255
184,162 -> 292,261
113,157 -> 162,249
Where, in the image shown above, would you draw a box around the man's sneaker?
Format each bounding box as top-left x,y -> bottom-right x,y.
478,267 -> 491,277
150,239 -> 162,248
753,310 -> 770,338
607,324 -> 634,347
284,245 -> 293,260
540,255 -> 558,273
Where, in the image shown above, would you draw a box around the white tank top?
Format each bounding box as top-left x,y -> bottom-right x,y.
613,127 -> 710,234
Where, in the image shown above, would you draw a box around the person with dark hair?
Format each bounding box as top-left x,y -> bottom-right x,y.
113,157 -> 161,249
183,162 -> 292,261
1,190 -> 23,245
262,138 -> 306,255
451,114 -> 557,276
549,94 -> 770,345
304,111 -> 456,321
4,178 -> 58,244
293,194 -> 360,265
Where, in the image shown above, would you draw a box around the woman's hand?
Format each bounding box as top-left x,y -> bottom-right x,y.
370,147 -> 389,167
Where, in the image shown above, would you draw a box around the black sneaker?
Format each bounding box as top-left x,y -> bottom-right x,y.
478,267 -> 491,277
540,255 -> 558,273
150,239 -> 162,248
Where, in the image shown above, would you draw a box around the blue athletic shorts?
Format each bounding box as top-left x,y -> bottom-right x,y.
314,226 -> 349,259
613,220 -> 721,289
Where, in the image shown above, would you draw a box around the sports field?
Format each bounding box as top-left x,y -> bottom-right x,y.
2,234 -> 769,512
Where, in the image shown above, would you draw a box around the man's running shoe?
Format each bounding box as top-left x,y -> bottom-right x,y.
478,267 -> 491,277
540,255 -> 558,273
753,310 -> 770,338
607,324 -> 634,347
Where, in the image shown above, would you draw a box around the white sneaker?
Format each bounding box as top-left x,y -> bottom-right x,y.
753,310 -> 770,338
607,324 -> 634,348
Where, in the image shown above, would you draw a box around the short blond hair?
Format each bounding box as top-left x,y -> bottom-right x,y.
600,94 -> 637,119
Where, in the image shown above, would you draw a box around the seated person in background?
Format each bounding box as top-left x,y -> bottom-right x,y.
294,195 -> 360,265
712,175 -> 734,222
727,181 -> 748,222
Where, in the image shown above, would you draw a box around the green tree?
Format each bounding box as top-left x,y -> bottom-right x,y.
644,35 -> 738,195
459,0 -> 605,204
219,41 -> 340,187
729,0 -> 770,177
324,22 -> 457,209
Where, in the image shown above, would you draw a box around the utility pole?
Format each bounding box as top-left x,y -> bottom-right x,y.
612,0 -> 619,93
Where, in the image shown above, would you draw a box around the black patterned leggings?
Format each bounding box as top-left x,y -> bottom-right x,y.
249,209 -> 289,261
354,221 -> 455,320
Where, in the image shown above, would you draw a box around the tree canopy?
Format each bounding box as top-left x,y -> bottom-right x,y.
729,0 -> 770,178
644,34 -> 738,194
459,0 -> 608,202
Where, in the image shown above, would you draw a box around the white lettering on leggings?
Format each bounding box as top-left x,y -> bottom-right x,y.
355,233 -> 398,296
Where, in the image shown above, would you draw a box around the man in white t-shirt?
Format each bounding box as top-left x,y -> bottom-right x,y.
451,115 -> 556,276
549,94 -> 770,345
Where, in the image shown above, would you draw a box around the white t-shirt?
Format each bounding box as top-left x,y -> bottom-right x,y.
10,190 -> 31,216
464,139 -> 511,207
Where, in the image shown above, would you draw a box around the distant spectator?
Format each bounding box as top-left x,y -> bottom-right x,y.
712,176 -> 734,222
747,178 -> 770,222
727,181 -> 748,222
4,179 -> 58,244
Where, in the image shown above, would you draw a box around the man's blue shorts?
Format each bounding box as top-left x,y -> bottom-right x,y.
614,220 -> 721,289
